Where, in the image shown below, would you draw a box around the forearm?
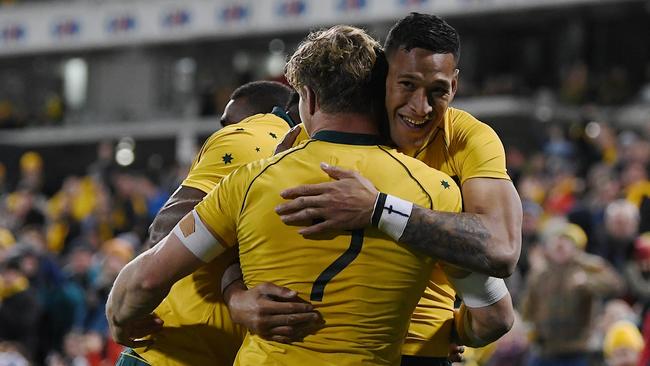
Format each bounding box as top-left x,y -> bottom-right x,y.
222,261 -> 246,306
401,206 -> 513,277
107,258 -> 171,325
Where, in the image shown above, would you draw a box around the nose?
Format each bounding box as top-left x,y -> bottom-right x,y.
408,88 -> 433,118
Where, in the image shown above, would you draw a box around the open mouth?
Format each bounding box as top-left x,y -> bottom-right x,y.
399,114 -> 431,129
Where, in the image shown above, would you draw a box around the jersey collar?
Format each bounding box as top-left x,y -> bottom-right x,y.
271,106 -> 298,128
442,107 -> 452,147
312,130 -> 385,146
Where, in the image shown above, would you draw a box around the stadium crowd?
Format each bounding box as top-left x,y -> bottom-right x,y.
0,106 -> 648,365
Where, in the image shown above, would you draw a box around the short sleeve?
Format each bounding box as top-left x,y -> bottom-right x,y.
183,129 -> 268,194
194,163 -> 256,248
433,174 -> 463,214
453,121 -> 510,184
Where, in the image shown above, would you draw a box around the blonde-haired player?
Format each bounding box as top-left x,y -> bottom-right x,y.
107,25 -> 463,365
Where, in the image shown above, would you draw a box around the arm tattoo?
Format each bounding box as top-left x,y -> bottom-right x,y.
400,205 -> 494,274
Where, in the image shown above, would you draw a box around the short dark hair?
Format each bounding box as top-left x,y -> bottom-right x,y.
384,13 -> 460,63
230,81 -> 293,115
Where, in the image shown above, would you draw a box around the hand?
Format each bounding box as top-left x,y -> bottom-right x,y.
226,282 -> 324,343
448,343 -> 465,363
570,269 -> 588,289
108,313 -> 163,348
275,163 -> 378,235
275,125 -> 303,155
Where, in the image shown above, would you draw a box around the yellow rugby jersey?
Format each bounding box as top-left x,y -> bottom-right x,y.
195,130 -> 462,366
182,112 -> 294,194
402,107 -> 511,357
137,111 -> 293,366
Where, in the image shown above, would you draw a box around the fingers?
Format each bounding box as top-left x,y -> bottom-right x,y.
275,125 -> 302,155
128,319 -> 164,338
279,182 -> 333,200
298,220 -> 333,236
279,208 -> 325,225
268,335 -> 293,344
448,343 -> 465,363
257,282 -> 298,300
260,299 -> 315,315
319,162 -> 358,180
122,337 -> 155,349
265,312 -> 322,327
276,194 -> 328,215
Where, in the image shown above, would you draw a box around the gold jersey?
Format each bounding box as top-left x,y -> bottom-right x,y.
137,112 -> 292,365
285,108 -> 510,357
402,107 -> 511,357
195,130 -> 462,365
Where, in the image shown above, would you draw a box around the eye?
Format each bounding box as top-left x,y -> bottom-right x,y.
399,80 -> 416,90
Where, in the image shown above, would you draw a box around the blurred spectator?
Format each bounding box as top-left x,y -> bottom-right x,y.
590,200 -> 641,272
0,342 -> 30,366
84,235 -> 135,334
522,223 -> 624,366
560,62 -> 590,105
624,233 -> 650,316
18,151 -> 45,194
0,248 -> 42,361
109,170 -> 149,241
602,321 -> 644,366
87,140 -> 115,189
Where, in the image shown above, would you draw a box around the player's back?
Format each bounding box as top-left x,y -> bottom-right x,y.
235,131 -> 462,365
136,112 -> 292,365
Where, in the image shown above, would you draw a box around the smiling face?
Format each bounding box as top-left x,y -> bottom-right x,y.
385,48 -> 458,155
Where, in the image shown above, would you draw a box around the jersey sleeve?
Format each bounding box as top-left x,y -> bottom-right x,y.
453,119 -> 510,185
182,129 -> 266,194
194,163 -> 258,248
432,173 -> 463,214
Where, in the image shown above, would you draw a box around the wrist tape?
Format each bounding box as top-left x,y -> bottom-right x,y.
448,272 -> 509,308
371,193 -> 413,241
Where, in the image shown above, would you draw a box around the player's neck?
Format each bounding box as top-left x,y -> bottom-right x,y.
308,111 -> 379,137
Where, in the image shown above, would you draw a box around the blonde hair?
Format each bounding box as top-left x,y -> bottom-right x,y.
285,25 -> 380,114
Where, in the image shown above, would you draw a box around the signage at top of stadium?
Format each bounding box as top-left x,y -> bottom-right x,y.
0,0 -> 626,56
277,0 -> 307,17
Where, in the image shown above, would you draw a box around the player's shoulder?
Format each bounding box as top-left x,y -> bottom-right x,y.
379,146 -> 457,187
448,107 -> 499,138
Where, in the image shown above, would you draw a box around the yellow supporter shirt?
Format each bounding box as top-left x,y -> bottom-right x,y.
401,107 -> 511,357
137,111 -> 292,366
195,130 -> 462,366
287,108 -> 510,358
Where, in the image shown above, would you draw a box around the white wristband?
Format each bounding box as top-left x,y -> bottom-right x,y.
447,272 -> 509,308
371,193 -> 413,242
172,210 -> 225,263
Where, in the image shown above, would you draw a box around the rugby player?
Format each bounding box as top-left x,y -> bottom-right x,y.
226,13 -> 519,366
110,80 -> 316,366
107,25 -> 465,365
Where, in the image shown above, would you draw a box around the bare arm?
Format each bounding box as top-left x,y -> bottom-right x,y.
276,165 -> 522,277
401,178 -> 522,277
106,222 -> 204,346
455,294 -> 514,347
148,185 -> 206,245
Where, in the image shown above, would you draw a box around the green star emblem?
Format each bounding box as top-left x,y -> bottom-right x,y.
441,180 -> 450,189
269,132 -> 277,139
255,147 -> 261,152
222,153 -> 233,164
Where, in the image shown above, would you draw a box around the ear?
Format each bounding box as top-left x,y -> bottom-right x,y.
301,85 -> 318,116
450,69 -> 460,99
